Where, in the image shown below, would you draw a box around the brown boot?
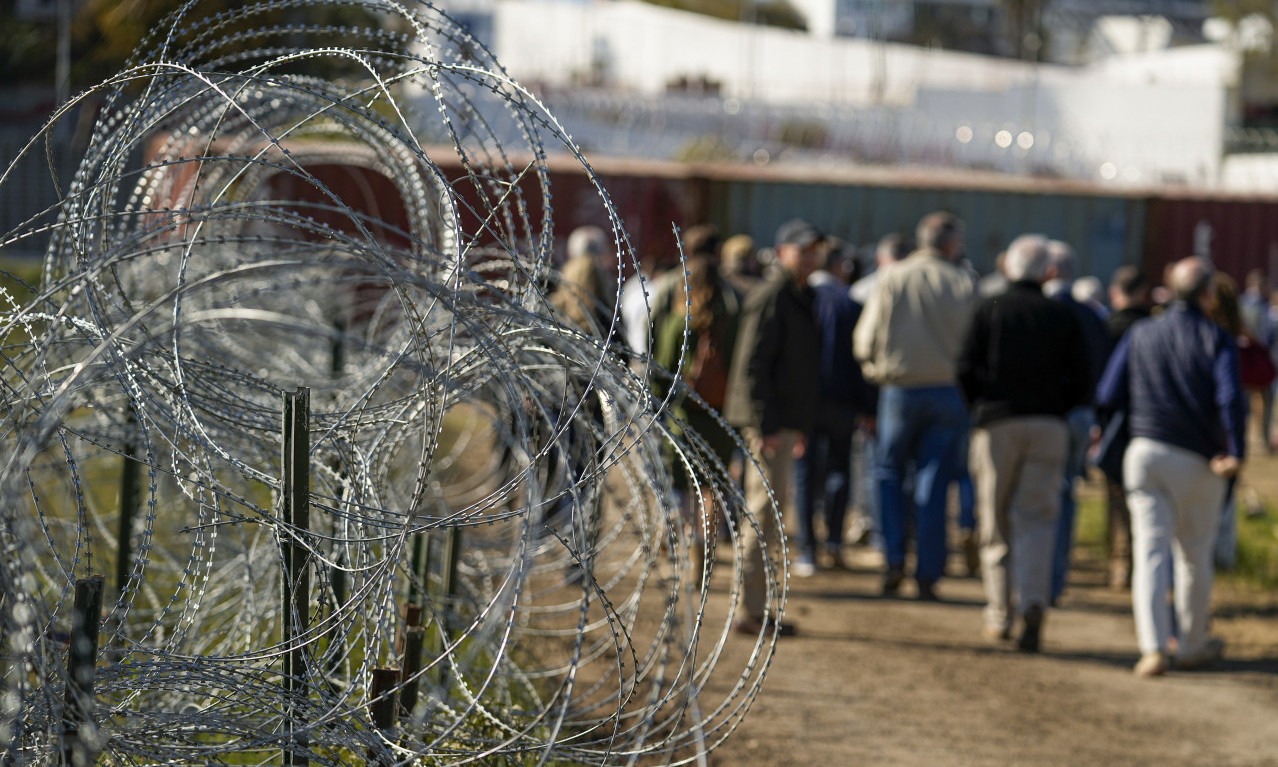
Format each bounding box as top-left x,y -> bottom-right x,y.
959,529 -> 980,577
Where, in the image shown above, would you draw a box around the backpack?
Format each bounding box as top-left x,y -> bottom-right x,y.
684,329 -> 729,410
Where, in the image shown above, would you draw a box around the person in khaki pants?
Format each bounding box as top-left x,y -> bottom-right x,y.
722,219 -> 824,637
957,234 -> 1090,652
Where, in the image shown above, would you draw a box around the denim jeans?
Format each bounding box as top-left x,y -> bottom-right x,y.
794,411 -> 855,561
1051,406 -> 1094,602
954,425 -> 976,532
875,384 -> 968,583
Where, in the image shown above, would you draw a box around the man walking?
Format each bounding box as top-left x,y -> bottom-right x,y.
793,245 -> 876,575
853,211 -> 976,599
1099,266 -> 1153,590
723,218 -> 824,636
957,235 -> 1091,651
1097,256 -> 1246,677
1043,240 -> 1111,604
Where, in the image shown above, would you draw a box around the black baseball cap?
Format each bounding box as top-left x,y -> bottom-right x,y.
775,218 -> 822,248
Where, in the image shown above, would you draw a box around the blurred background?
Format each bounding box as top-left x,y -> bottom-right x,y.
5,0 -> 1278,279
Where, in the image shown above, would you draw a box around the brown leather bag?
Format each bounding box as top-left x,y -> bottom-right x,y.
684,330 -> 728,409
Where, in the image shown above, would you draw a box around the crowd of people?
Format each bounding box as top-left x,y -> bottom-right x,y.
552,211 -> 1278,676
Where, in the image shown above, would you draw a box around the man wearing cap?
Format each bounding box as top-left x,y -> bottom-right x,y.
723,218 -> 824,637
853,211 -> 976,600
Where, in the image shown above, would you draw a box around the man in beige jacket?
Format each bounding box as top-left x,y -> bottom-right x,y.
853,211 -> 976,600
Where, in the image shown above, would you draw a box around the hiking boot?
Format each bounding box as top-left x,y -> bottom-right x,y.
824,546 -> 849,571
881,567 -> 905,596
733,615 -> 798,638
916,579 -> 939,602
1017,605 -> 1044,653
961,530 -> 980,577
1133,651 -> 1171,678
1175,637 -> 1225,671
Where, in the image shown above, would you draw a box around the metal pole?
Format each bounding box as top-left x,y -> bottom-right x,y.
368,668 -> 401,765
282,388 -> 311,767
60,576 -> 104,767
433,527 -> 462,689
115,434 -> 140,600
441,527 -> 461,604
408,532 -> 429,604
399,627 -> 425,719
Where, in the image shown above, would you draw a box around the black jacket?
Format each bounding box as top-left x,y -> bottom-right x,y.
957,280 -> 1092,428
723,270 -> 822,434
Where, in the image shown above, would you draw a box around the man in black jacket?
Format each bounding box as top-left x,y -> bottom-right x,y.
723,218 -> 824,637
1100,266 -> 1153,590
1044,239 -> 1112,605
958,234 -> 1091,652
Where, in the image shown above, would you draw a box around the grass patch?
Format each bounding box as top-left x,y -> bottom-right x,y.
1074,478 -> 1278,590
1074,490 -> 1107,552
1229,502 -> 1278,589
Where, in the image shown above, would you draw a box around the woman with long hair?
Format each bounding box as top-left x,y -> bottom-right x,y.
653,254 -> 742,585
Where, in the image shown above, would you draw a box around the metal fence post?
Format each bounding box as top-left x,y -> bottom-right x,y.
282,388 -> 311,767
60,576 -> 104,767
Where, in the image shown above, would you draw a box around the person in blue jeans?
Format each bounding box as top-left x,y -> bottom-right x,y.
793,247 -> 876,575
953,422 -> 979,576
1043,240 -> 1110,604
854,212 -> 977,600
872,385 -> 970,597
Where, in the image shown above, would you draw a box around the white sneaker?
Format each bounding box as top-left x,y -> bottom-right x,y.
1133,651 -> 1171,678
792,558 -> 817,578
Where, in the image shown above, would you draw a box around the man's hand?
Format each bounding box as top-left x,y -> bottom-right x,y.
760,433 -> 807,459
858,416 -> 877,438
1210,454 -> 1242,479
1086,423 -> 1102,463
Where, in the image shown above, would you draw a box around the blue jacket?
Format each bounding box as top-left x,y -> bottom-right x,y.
1096,302 -> 1246,461
1048,288 -> 1112,401
813,281 -> 876,418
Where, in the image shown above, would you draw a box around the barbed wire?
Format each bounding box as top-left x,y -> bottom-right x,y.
0,1 -> 787,764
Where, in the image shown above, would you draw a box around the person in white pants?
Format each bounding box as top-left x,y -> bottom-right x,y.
1123,437 -> 1227,667
1096,256 -> 1246,678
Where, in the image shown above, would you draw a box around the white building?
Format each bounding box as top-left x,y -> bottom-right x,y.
425,0 -> 1246,187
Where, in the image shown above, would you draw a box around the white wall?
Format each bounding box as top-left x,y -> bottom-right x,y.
1221,154 -> 1278,193
494,0 -> 1040,104
487,0 -> 1240,186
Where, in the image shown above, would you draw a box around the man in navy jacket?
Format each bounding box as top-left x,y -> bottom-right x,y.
1096,256 -> 1246,677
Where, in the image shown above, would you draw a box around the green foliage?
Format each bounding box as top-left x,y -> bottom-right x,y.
753,0 -> 806,30
1076,482 -> 1278,590
0,16 -> 54,84
775,118 -> 827,149
1228,502 -> 1278,588
1074,491 -> 1107,551
1,0 -> 399,90
639,0 -> 806,31
672,134 -> 739,163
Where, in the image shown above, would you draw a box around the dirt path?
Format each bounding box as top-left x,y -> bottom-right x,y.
700,454 -> 1278,765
